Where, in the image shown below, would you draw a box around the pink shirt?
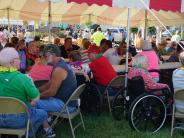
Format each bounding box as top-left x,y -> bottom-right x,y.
128,68 -> 167,90
28,65 -> 53,81
139,51 -> 159,79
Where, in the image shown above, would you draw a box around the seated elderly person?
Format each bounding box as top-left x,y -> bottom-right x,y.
138,40 -> 160,82
86,45 -> 117,95
37,44 -> 77,113
26,41 -> 40,71
0,48 -> 54,137
173,51 -> 184,92
128,54 -> 168,90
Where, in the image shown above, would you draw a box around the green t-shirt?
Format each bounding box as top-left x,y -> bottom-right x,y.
0,72 -> 39,106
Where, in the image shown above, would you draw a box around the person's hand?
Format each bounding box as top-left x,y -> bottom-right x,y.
30,100 -> 37,106
84,74 -> 90,82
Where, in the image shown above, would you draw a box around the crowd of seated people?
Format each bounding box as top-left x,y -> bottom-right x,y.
0,27 -> 183,138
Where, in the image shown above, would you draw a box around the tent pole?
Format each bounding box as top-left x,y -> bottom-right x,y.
140,0 -> 184,49
144,9 -> 148,40
34,21 -> 36,37
48,0 -> 51,43
181,24 -> 183,39
7,8 -> 10,32
125,8 -> 130,97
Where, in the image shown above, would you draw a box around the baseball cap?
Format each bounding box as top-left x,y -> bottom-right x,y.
43,44 -> 61,57
86,45 -> 101,53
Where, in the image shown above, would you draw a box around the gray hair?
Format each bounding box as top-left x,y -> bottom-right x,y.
179,51 -> 184,66
0,47 -> 19,67
141,40 -> 152,51
132,54 -> 148,67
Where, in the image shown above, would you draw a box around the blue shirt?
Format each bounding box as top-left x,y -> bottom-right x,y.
54,59 -> 77,107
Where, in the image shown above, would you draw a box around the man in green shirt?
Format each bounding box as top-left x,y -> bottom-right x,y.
171,30 -> 181,42
91,27 -> 105,46
0,48 -> 55,138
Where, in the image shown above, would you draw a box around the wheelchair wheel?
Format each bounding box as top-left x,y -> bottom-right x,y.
112,89 -> 128,121
129,94 -> 166,133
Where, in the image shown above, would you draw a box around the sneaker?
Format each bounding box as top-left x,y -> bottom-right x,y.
44,129 -> 56,138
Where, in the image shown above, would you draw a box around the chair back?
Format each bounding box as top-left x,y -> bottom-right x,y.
0,97 -> 28,114
174,89 -> 184,109
34,80 -> 49,88
128,76 -> 146,101
65,84 -> 86,107
107,75 -> 125,88
175,90 -> 184,101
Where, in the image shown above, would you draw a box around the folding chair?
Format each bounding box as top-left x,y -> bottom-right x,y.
105,75 -> 125,113
171,89 -> 184,136
0,97 -> 32,138
49,84 -> 86,138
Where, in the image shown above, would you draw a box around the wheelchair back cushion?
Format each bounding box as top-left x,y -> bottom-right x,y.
128,76 -> 146,100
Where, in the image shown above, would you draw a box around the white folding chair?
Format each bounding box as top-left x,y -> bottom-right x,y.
0,97 -> 32,138
171,89 -> 184,136
105,75 -> 125,113
49,84 -> 86,138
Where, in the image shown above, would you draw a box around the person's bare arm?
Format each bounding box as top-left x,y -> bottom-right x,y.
39,81 -> 51,92
74,69 -> 90,81
40,67 -> 67,98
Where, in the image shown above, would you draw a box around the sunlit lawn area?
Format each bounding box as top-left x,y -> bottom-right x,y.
55,112 -> 184,138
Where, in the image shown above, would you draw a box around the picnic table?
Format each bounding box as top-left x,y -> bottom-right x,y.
113,62 -> 181,73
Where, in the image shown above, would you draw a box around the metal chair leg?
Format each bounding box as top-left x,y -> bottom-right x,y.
67,108 -> 75,138
68,116 -> 75,138
171,106 -> 175,137
107,90 -> 112,114
79,111 -> 85,130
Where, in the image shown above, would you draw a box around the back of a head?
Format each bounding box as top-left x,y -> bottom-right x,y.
68,50 -> 81,62
11,36 -> 19,45
0,47 -> 19,67
97,27 -> 102,32
100,38 -> 107,47
141,40 -> 152,51
34,35 -> 40,41
54,38 -> 60,45
105,40 -> 112,48
4,43 -> 16,48
43,44 -> 61,57
82,38 -> 91,50
132,54 -> 148,67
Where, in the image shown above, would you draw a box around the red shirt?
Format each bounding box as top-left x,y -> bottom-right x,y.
89,56 -> 117,86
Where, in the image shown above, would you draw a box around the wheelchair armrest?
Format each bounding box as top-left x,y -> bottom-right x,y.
148,69 -> 160,73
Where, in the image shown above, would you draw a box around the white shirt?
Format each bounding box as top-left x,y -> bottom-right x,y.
103,48 -> 120,65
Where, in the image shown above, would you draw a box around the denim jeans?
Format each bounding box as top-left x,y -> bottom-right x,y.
0,107 -> 47,137
36,97 -> 76,113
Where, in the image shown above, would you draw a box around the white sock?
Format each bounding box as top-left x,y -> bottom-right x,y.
44,128 -> 50,132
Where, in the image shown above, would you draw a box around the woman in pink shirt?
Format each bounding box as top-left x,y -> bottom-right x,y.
128,54 -> 167,90
28,57 -> 53,81
138,40 -> 160,82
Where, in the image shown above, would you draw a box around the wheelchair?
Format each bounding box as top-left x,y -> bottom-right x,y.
111,76 -> 173,133
79,75 -> 125,115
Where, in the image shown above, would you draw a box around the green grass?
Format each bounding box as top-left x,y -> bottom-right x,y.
54,112 -> 184,138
